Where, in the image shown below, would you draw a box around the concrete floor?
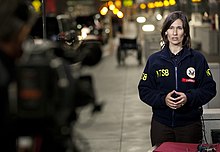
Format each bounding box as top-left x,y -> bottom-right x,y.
73,35 -> 153,152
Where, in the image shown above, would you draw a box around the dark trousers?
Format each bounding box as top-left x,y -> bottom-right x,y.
150,118 -> 203,146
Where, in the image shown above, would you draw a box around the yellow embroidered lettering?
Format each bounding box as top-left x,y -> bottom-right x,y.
141,73 -> 147,80
156,69 -> 169,77
206,69 -> 211,77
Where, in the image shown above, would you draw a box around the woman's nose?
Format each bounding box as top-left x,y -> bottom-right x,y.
173,29 -> 177,35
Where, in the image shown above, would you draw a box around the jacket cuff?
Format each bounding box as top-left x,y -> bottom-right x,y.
161,95 -> 167,106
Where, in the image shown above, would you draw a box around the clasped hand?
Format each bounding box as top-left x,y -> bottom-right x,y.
165,90 -> 187,109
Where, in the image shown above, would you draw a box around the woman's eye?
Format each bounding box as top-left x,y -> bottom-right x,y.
169,26 -> 174,29
177,26 -> 183,30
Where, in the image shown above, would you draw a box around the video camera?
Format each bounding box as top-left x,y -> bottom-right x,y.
14,38 -> 103,151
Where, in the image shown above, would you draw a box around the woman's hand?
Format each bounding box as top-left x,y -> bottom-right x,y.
165,90 -> 187,109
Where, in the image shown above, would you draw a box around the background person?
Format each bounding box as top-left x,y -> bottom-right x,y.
138,11 -> 216,146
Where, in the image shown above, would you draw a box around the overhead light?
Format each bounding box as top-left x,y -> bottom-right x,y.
142,24 -> 155,32
117,11 -> 124,18
100,7 -> 108,15
156,14 -> 163,21
136,16 -> 146,23
140,3 -> 147,9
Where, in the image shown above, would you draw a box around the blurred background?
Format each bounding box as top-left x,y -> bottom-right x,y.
30,0 -> 220,56
14,0 -> 220,151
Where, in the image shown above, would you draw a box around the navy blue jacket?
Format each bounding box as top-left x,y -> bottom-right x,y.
138,46 -> 216,127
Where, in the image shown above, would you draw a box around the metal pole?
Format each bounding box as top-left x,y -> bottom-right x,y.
42,0 -> 47,39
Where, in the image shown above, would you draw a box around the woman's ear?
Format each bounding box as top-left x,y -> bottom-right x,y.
165,32 -> 167,35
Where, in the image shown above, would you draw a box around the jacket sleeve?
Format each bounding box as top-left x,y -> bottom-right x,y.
138,58 -> 167,108
185,56 -> 216,107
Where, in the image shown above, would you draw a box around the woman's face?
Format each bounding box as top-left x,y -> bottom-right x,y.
166,19 -> 184,47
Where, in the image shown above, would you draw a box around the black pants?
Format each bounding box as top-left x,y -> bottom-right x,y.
150,118 -> 203,146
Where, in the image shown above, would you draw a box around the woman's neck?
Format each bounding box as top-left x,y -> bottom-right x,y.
169,44 -> 182,55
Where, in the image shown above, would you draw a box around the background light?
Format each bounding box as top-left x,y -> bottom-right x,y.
140,3 -> 147,9
136,16 -> 146,23
100,7 -> 108,15
142,24 -> 155,32
117,11 -> 124,18
156,14 -> 163,20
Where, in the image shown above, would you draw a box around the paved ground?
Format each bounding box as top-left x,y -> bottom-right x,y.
73,33 -> 153,152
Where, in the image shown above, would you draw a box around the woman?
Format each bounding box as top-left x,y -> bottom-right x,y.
138,11 -> 216,146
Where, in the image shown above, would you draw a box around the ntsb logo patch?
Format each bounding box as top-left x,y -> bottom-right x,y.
186,67 -> 195,78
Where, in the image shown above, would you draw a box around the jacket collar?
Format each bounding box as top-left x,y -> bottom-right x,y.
160,45 -> 192,61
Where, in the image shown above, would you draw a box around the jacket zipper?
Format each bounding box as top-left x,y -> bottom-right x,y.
175,66 -> 178,90
160,47 -> 191,127
172,66 -> 178,127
